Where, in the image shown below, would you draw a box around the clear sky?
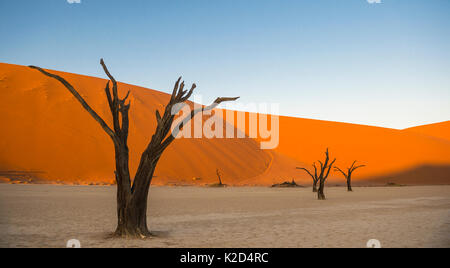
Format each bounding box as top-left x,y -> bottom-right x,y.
1,0 -> 449,129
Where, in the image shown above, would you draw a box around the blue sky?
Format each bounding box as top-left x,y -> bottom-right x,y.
1,0 -> 449,129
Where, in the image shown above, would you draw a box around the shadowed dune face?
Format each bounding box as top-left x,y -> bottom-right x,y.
0,63 -> 449,186
361,165 -> 450,186
405,121 -> 450,142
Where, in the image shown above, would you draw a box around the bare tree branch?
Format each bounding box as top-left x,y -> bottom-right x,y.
313,163 -> 318,179
100,59 -> 119,102
170,96 -> 240,141
349,160 -> 357,171
351,165 -> 366,172
132,77 -> 238,198
324,158 -> 336,181
334,161 -> 366,192
28,65 -> 118,143
334,167 -> 347,177
296,167 -> 315,181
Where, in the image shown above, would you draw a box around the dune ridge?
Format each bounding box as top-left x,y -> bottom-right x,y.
404,121 -> 450,143
0,63 -> 449,186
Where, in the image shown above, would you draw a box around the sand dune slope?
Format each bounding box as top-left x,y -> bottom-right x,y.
273,117 -> 450,184
221,113 -> 450,185
0,63 -> 271,185
0,63 -> 449,186
277,117 -> 450,183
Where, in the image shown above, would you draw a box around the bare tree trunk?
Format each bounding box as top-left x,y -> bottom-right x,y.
115,167 -> 155,237
316,149 -> 336,200
216,169 -> 223,186
313,180 -> 318,193
347,176 -> 353,192
115,195 -> 150,237
318,180 -> 326,200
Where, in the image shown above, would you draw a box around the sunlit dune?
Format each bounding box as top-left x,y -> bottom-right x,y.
0,63 -> 449,186
405,121 -> 450,142
273,116 -> 450,184
219,111 -> 450,184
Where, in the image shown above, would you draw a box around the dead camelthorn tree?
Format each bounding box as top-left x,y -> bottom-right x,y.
335,161 -> 366,192
316,149 -> 336,200
216,169 -> 224,186
296,163 -> 319,192
29,59 -> 239,238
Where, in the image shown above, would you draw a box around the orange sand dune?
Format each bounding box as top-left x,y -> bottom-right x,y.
274,117 -> 450,184
404,121 -> 450,143
0,63 -> 449,186
0,63 -> 271,185
221,114 -> 450,185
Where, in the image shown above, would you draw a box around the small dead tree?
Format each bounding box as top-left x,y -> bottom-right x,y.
316,149 -> 336,200
335,161 -> 365,192
29,59 -> 239,238
296,163 -> 319,192
216,169 -> 223,186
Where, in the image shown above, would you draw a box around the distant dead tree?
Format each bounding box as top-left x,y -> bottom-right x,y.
216,169 -> 224,186
29,60 -> 239,238
296,163 -> 319,192
316,149 -> 336,200
335,161 -> 366,192
297,149 -> 336,200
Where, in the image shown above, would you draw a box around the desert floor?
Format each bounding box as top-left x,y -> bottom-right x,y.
0,184 -> 449,248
